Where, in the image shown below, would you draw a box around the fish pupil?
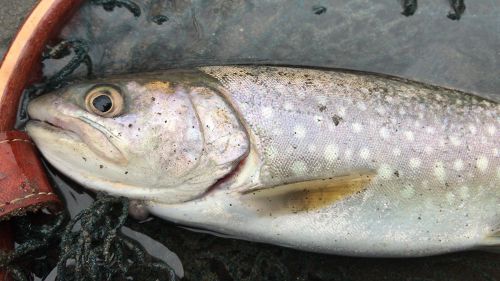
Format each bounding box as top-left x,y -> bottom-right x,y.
92,94 -> 113,113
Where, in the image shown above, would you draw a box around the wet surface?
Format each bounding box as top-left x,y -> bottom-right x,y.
1,0 -> 499,280
53,0 -> 500,102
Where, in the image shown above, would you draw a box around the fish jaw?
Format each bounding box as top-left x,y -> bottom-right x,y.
26,93 -> 134,197
25,120 -> 130,192
26,119 -> 170,200
27,93 -> 127,164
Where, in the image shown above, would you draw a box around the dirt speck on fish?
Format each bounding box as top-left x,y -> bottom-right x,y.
26,66 -> 499,257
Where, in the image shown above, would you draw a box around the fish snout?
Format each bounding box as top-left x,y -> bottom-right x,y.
27,93 -> 61,122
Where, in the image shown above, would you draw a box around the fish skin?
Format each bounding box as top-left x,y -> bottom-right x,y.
26,66 -> 499,257
201,66 -> 498,191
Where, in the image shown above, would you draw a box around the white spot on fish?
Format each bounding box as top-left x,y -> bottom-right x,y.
273,128 -> 283,136
421,180 -> 429,188
434,162 -> 446,184
284,102 -> 294,111
404,131 -> 415,141
360,148 -> 370,160
337,106 -> 346,117
399,108 -> 406,115
453,159 -> 464,171
393,148 -> 401,156
262,107 -> 274,119
307,144 -> 316,153
294,125 -> 306,139
376,106 -> 386,115
446,192 -> 455,205
414,120 -> 421,128
449,136 -> 462,146
324,144 -> 338,162
425,127 -> 436,134
344,149 -> 353,160
291,161 -> 307,175
417,112 -> 424,120
314,115 -> 324,123
401,184 -> 415,199
476,156 -> 489,173
357,102 -> 367,111
424,146 -> 433,154
378,164 -> 392,179
438,138 -> 446,147
493,148 -> 499,157
458,186 -> 469,199
316,95 -> 328,104
379,127 -> 390,139
487,124 -> 496,136
352,123 -> 363,133
409,158 -> 421,169
468,124 -> 477,135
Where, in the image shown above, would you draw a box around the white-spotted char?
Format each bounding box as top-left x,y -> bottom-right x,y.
26,66 -> 499,257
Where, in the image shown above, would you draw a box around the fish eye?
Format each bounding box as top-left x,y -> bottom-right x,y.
85,85 -> 124,117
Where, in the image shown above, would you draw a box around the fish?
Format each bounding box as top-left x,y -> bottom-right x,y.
26,66 -> 499,257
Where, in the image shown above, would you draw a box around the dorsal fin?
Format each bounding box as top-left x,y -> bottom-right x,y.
241,170 -> 376,214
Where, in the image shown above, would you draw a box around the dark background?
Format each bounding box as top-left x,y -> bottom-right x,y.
1,1 -> 499,280
56,0 -> 499,102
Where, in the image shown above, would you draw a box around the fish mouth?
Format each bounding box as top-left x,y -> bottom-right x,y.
26,95 -> 127,165
27,119 -> 82,142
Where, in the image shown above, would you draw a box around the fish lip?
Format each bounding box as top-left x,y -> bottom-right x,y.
27,100 -> 128,165
29,117 -> 68,132
27,120 -> 82,142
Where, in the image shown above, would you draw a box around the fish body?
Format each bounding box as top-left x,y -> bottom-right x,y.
26,66 -> 499,257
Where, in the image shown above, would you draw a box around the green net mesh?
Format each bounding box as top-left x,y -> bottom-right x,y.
1,194 -> 177,281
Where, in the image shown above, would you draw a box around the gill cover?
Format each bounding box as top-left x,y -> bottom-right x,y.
26,73 -> 249,203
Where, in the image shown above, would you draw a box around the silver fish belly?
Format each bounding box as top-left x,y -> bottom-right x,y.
26,66 -> 499,257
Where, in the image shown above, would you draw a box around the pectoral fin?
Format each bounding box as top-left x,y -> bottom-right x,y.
241,170 -> 376,215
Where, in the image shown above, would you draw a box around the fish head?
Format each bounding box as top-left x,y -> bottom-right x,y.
26,73 -> 249,203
